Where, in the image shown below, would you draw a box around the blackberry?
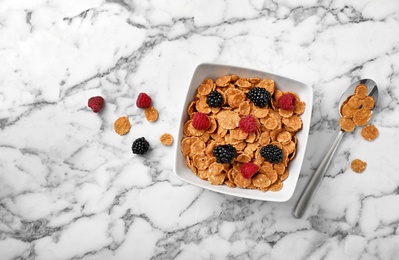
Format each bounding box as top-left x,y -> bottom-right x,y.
247,87 -> 271,108
260,144 -> 282,164
212,144 -> 236,164
206,91 -> 224,107
132,137 -> 150,154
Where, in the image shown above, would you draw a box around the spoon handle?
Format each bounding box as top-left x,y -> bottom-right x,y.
293,130 -> 345,218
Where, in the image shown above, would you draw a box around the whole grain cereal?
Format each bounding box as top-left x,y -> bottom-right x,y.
361,125 -> 379,141
351,159 -> 367,173
181,75 -> 306,193
114,116 -> 131,135
160,133 -> 174,146
144,107 -> 159,122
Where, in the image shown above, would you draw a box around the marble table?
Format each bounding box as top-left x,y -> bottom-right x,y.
1,0 -> 399,259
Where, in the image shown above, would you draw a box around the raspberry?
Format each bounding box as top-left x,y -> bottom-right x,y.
239,115 -> 257,133
260,144 -> 283,164
278,93 -> 295,110
247,87 -> 271,108
136,93 -> 152,109
132,137 -> 150,154
88,96 -> 104,113
240,162 -> 258,179
206,91 -> 224,107
192,112 -> 210,130
212,144 -> 236,164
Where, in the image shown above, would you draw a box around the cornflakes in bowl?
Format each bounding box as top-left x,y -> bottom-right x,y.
173,63 -> 313,202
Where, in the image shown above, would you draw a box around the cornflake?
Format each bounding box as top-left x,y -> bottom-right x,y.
361,125 -> 379,141
351,159 -> 367,173
145,107 -> 159,122
181,75 -> 306,193
160,133 -> 174,146
114,116 -> 131,135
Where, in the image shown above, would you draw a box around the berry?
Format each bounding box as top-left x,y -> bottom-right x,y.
192,112 -> 210,130
239,115 -> 257,133
260,144 -> 283,164
88,96 -> 104,113
240,162 -> 258,179
206,91 -> 224,107
278,93 -> 295,110
247,87 -> 271,108
132,137 -> 150,154
136,93 -> 152,109
212,144 -> 236,164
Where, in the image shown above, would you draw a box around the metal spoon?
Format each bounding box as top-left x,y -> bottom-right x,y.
293,79 -> 379,218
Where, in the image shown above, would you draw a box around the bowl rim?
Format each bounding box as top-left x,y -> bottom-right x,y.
173,62 -> 313,201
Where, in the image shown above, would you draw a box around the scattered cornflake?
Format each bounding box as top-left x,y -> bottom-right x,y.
144,107 -> 159,122
351,159 -> 367,173
114,116 -> 131,135
160,133 -> 174,146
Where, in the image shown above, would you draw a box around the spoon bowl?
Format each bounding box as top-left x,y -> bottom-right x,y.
339,78 -> 379,116
293,79 -> 379,218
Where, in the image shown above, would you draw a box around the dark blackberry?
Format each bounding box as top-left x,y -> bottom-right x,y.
132,137 -> 150,154
260,144 -> 282,164
247,87 -> 271,108
206,91 -> 224,107
212,144 -> 236,164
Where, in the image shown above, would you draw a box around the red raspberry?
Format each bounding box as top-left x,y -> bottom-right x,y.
88,96 -> 104,113
136,92 -> 152,108
240,162 -> 258,179
278,93 -> 295,110
238,115 -> 257,133
192,112 -> 210,130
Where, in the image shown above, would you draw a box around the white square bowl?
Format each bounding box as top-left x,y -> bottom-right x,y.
173,63 -> 313,202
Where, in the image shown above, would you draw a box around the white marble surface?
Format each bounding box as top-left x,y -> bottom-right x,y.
1,0 -> 399,259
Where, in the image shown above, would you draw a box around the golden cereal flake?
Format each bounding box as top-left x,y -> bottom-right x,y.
216,110 -> 240,129
216,75 -> 232,87
144,107 -> 159,122
294,101 -> 306,115
236,78 -> 252,88
277,131 -> 292,144
362,96 -> 375,109
268,180 -> 283,192
193,154 -> 209,170
208,173 -> 226,185
339,117 -> 355,132
238,101 -> 251,116
347,95 -> 362,108
341,102 -> 358,119
114,116 -> 131,135
258,79 -> 275,94
278,108 -> 294,118
252,174 -> 272,189
353,108 -> 371,126
351,159 -> 367,173
237,153 -> 252,163
231,92 -> 246,108
361,125 -> 379,141
198,84 -> 212,95
208,162 -> 224,177
191,139 -> 206,154
234,172 -> 252,188
252,106 -> 270,118
265,117 -> 278,130
160,133 -> 174,146
181,137 -> 197,156
355,84 -> 368,99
